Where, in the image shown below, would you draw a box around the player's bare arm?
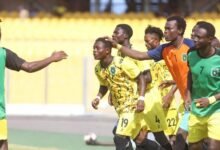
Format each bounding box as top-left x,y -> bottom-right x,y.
136,72 -> 146,112
195,93 -> 220,108
185,71 -> 192,110
162,84 -> 177,109
21,51 -> 67,73
92,85 -> 108,109
105,36 -> 151,60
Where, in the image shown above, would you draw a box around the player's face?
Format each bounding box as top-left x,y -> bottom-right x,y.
191,25 -> 198,40
164,20 -> 179,42
112,27 -> 126,44
144,33 -> 159,50
193,28 -> 211,49
93,41 -> 109,60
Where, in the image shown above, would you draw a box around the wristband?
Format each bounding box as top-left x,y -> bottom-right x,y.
116,44 -> 123,50
138,96 -> 145,101
208,96 -> 216,104
96,96 -> 101,100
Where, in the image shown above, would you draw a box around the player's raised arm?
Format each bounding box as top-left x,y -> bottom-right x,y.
21,51 -> 67,73
105,36 -> 151,60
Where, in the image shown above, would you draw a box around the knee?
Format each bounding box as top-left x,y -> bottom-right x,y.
113,135 -> 133,150
135,130 -> 148,145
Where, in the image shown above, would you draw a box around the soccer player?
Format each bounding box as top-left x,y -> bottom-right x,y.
92,37 -> 167,150
187,21 -> 220,150
191,21 -> 220,49
144,25 -> 183,146
106,16 -> 194,150
112,24 -> 171,150
0,22 -> 67,150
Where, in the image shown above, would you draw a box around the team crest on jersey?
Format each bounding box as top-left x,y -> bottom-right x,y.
182,54 -> 187,62
110,67 -> 116,75
211,67 -> 220,77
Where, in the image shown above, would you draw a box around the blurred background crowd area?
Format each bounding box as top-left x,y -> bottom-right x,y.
0,0 -> 219,18
0,0 -> 219,116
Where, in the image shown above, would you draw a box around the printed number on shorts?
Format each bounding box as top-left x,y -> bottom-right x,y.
167,118 -> 177,127
155,115 -> 160,124
121,118 -> 129,128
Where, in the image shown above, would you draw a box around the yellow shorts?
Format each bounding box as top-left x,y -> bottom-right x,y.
164,108 -> 179,135
164,99 -> 184,135
144,87 -> 167,132
116,112 -> 148,139
0,119 -> 7,140
188,112 -> 220,143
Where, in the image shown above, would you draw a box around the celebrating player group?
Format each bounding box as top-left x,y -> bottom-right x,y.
92,16 -> 220,150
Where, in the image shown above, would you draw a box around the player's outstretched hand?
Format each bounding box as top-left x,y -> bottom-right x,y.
91,98 -> 100,110
50,51 -> 68,62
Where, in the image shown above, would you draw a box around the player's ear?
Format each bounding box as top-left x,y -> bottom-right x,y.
105,48 -> 110,54
208,36 -> 214,44
178,28 -> 183,35
124,33 -> 129,39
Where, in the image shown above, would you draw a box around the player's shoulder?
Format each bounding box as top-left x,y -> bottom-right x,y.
187,46 -> 197,55
94,62 -> 102,73
183,38 -> 195,48
114,56 -> 124,64
215,47 -> 220,56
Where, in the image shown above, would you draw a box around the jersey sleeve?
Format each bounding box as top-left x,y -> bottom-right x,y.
124,57 -> 150,72
5,48 -> 25,71
94,64 -> 107,86
147,44 -> 165,61
121,58 -> 141,79
136,60 -> 150,72
183,38 -> 195,49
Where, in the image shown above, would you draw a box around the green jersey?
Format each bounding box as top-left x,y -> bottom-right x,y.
0,48 -> 6,119
188,48 -> 220,117
0,47 -> 25,119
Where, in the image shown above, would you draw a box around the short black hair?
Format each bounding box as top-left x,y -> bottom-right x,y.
196,21 -> 207,26
167,16 -> 186,36
145,25 -> 163,41
95,37 -> 113,49
197,22 -> 215,37
116,24 -> 133,39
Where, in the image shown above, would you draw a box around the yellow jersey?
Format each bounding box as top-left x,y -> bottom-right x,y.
95,56 -> 141,115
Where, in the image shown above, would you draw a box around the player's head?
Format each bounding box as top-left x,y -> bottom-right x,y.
144,25 -> 163,50
93,37 -> 112,60
193,21 -> 215,49
112,24 -> 133,44
164,16 -> 186,41
192,21 -> 220,48
191,21 -> 207,40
